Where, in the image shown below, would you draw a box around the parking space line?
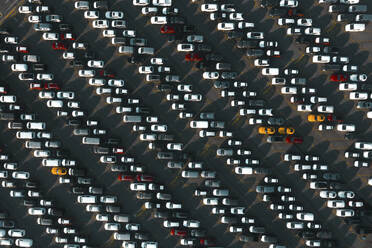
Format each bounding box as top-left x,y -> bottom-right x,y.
0,0 -> 24,26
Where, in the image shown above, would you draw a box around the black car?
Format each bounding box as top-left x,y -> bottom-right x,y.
153,210 -> 170,219
254,167 -> 269,174
167,33 -> 184,42
94,1 -> 108,9
295,36 -> 314,45
168,16 -> 185,24
205,53 -> 222,62
172,212 -> 188,219
329,5 -> 348,13
337,14 -> 355,22
246,49 -> 264,57
105,138 -> 120,145
19,73 -> 35,80
134,232 -> 149,240
269,8 -> 287,17
323,46 -> 339,54
127,56 -> 141,64
239,234 -> 259,242
157,134 -> 174,141
197,44 -> 212,52
23,200 -> 38,207
248,99 -> 265,107
156,83 -> 173,92
267,117 -> 284,125
69,60 -> 84,67
182,25 -> 194,33
221,72 -> 237,80
196,62 -> 214,70
33,63 -> 46,71
360,84 -> 372,91
300,231 -> 315,239
236,40 -> 259,49
68,168 -> 86,177
267,135 -> 285,143
84,51 -> 95,59
135,106 -> 150,114
67,119 -> 81,126
0,220 -> 14,228
227,31 -> 244,40
213,81 -> 230,89
157,152 -> 174,159
72,187 -> 87,194
59,24 -> 71,31
260,0 -> 279,8
93,146 -> 110,154
322,64 -> 342,71
210,12 -> 228,21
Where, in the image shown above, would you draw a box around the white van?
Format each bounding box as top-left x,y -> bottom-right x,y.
123,115 -> 142,123
82,137 -> 100,145
26,122 -> 46,130
190,121 -> 209,129
77,195 -> 97,204
16,131 -> 35,139
11,64 -> 28,71
42,159 -> 62,167
113,232 -> 131,241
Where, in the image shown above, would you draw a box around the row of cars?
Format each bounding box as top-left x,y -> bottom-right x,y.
0,210 -> 33,247
319,0 -> 369,32
0,47 -> 158,248
17,2 -> 221,247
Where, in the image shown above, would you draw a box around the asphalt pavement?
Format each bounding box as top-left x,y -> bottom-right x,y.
0,0 -> 371,247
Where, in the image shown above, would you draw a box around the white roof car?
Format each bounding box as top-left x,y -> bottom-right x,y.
317,105 -> 334,113
78,70 -> 95,77
336,209 -> 354,217
286,221 -> 304,229
150,16 -> 167,24
177,43 -> 195,52
42,32 -> 59,40
103,29 -> 115,37
87,60 -> 104,68
297,18 -> 313,26
28,15 -> 42,23
203,72 -> 219,79
297,104 -> 313,112
134,0 -> 150,5
108,79 -> 125,87
8,229 -> 26,237
304,27 -> 321,35
350,74 -> 368,82
349,92 -> 368,100
281,87 -> 297,95
320,191 -> 337,199
337,124 -> 355,132
92,20 -> 109,28
217,22 -> 235,30
0,95 -> 16,103
184,94 -> 202,101
84,10 -> 99,19
296,212 -> 314,221
203,198 -> 219,205
262,68 -> 279,75
139,66 -> 154,74
47,100 -> 63,108
153,0 -> 172,6
36,73 -> 54,81
201,4 -> 218,12
19,5 -> 33,13
11,63 -> 28,72
62,52 -> 75,59
130,183 -> 147,191
105,11 -> 124,19
238,21 -> 255,29
339,83 -> 357,91
278,18 -> 295,26
28,207 -> 46,215
312,55 -> 330,63
15,239 -> 33,247
327,200 -> 345,208
151,124 -> 167,132
345,23 -> 365,32
338,191 -> 355,198
57,91 -> 75,99
75,1 -> 89,9
280,0 -> 298,7
247,32 -> 264,39
235,166 -> 253,175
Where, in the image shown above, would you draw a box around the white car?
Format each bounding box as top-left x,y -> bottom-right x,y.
133,0 -> 150,5
201,4 -> 218,12
15,239 -> 33,248
184,94 -> 202,102
312,55 -> 330,63
278,18 -> 295,26
320,191 -> 337,199
57,91 -> 74,99
139,66 -> 154,74
0,95 -> 16,103
108,79 -> 125,87
349,92 -> 368,100
229,13 -> 243,20
203,72 -> 219,79
281,87 -> 297,94
262,68 -> 279,75
153,0 -> 172,6
75,1 -> 89,9
339,83 -> 357,91
187,35 -> 204,43
150,16 -> 167,24
336,209 -> 354,217
92,20 -> 109,28
105,11 -> 124,19
247,32 -> 264,39
304,27 -> 321,35
177,43 -> 195,52
297,104 -> 312,112
84,10 -> 99,19
8,229 -> 26,238
42,32 -> 59,40
87,60 -> 104,68
28,207 -> 46,215
106,97 -> 123,104
286,222 -> 304,229
337,124 -> 355,132
62,52 -> 75,59
345,23 -> 365,32
280,0 -> 298,7
167,143 -> 183,151
19,5 -> 32,13
217,22 -> 235,31
350,74 -> 367,82
297,18 -> 313,26
317,105 -> 334,113
151,125 -> 167,132
28,15 -> 42,23
238,21 -> 255,29
78,70 -> 95,77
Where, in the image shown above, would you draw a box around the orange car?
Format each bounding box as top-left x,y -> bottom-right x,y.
278,127 -> 295,135
307,114 -> 325,122
51,167 -> 67,176
258,127 -> 275,135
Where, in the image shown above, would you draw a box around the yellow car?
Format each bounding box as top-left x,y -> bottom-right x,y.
258,127 -> 275,135
278,127 -> 295,135
51,167 -> 67,176
308,114 -> 325,122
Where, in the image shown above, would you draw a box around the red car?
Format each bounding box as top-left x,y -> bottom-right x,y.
99,70 -> 115,78
112,148 -> 125,154
29,83 -> 43,90
327,114 -> 342,122
160,25 -> 175,34
185,53 -> 203,62
287,9 -> 304,17
16,46 -> 29,53
52,42 -> 67,50
286,136 -> 303,144
60,33 -> 75,40
330,74 -> 347,82
136,174 -> 154,182
170,229 -> 187,237
44,83 -> 60,90
118,174 -> 135,181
